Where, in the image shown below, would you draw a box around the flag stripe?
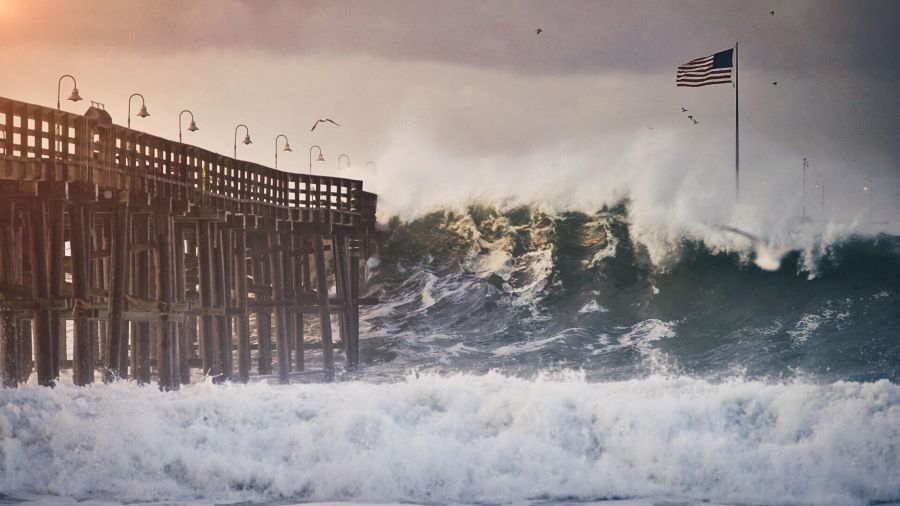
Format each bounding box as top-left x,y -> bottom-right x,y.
676,48 -> 733,87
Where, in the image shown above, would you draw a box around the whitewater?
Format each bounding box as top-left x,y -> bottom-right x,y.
1,373 -> 899,506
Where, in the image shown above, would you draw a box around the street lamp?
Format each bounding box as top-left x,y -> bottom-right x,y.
309,145 -> 324,174
178,110 -> 198,143
56,74 -> 82,110
234,124 -> 252,159
366,161 -> 376,171
338,153 -> 350,171
275,134 -> 292,169
127,93 -> 150,129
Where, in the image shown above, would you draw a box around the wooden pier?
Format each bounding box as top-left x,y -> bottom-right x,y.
0,96 -> 377,390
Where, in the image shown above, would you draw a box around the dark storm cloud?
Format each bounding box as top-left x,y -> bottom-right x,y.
5,0 -> 899,77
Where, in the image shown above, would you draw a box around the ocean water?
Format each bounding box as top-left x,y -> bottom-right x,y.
2,205 -> 899,506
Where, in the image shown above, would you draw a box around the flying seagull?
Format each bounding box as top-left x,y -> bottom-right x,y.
681,107 -> 689,112
535,28 -> 542,35
687,115 -> 694,121
310,118 -> 341,131
770,10 -> 775,16
692,118 -> 699,124
772,81 -> 778,86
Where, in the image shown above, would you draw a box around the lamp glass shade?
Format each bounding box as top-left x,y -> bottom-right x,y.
317,153 -> 325,162
137,105 -> 150,118
243,134 -> 252,145
283,143 -> 292,152
188,120 -> 199,132
67,89 -> 83,102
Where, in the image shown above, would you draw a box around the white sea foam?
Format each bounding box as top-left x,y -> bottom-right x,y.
2,374 -> 898,506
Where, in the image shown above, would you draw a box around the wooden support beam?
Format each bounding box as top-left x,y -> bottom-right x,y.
133,213 -> 151,384
48,200 -> 64,378
349,239 -> 361,367
313,234 -> 334,381
69,202 -> 93,385
29,200 -> 54,386
106,198 -> 130,380
235,231 -> 251,383
333,235 -> 351,363
216,227 -> 233,380
1,202 -> 18,387
293,234 -> 305,372
254,255 -> 272,375
269,231 -> 290,384
197,221 -> 216,376
155,212 -> 177,391
174,225 -> 191,385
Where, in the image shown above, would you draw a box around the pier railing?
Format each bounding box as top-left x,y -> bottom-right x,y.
0,96 -> 375,229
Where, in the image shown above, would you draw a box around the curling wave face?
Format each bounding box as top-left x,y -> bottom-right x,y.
361,204 -> 900,382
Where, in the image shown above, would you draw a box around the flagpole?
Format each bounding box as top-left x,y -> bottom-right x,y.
735,41 -> 740,201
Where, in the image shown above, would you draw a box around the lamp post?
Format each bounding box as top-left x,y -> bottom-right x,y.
127,93 -> 150,129
366,161 -> 376,171
178,110 -> 199,143
309,145 -> 324,174
234,124 -> 252,159
338,153 -> 350,171
56,74 -> 82,110
275,134 -> 292,169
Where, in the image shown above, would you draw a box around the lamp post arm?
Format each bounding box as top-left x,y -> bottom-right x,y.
179,110 -> 194,143
234,124 -> 249,159
57,74 -> 77,111
127,93 -> 145,129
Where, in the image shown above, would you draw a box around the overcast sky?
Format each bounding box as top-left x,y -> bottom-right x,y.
0,0 -> 897,233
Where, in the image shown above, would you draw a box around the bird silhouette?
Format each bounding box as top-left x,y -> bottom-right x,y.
681,107 -> 689,112
310,118 -> 340,131
772,81 -> 778,86
687,115 -> 694,120
769,10 -> 775,16
692,118 -> 699,124
535,28 -> 543,35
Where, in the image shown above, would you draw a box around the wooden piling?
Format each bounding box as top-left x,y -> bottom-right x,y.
269,231 -> 290,383
254,255 -> 273,375
70,203 -> 93,385
48,200 -> 64,378
106,197 -> 130,380
313,234 -> 334,380
133,213 -> 152,383
293,235 -> 309,371
155,212 -> 177,390
198,221 -> 216,376
1,203 -> 17,387
235,231 -> 251,382
29,200 -> 54,386
174,224 -> 190,384
349,240 -> 361,367
217,227 -> 234,380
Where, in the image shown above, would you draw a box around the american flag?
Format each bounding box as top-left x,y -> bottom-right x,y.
676,48 -> 734,87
